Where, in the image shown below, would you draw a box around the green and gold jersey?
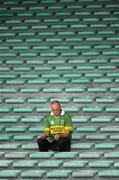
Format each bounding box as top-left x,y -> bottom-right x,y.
44,110 -> 73,135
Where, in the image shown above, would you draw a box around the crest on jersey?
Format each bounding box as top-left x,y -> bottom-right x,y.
50,120 -> 55,125
60,119 -> 64,125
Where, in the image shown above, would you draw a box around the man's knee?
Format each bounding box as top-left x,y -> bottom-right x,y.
37,138 -> 49,151
58,137 -> 71,151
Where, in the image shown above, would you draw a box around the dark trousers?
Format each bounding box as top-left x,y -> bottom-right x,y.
37,137 -> 71,152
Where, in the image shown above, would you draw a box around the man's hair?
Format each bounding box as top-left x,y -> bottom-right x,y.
51,100 -> 60,106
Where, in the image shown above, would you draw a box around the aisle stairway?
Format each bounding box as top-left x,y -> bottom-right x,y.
0,0 -> 119,179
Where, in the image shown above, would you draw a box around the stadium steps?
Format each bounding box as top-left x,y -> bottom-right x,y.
0,0 -> 119,179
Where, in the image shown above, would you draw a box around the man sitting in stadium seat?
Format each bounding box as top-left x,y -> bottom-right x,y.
37,100 -> 73,152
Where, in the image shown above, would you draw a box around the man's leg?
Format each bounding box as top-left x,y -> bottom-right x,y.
37,138 -> 51,152
57,137 -> 71,152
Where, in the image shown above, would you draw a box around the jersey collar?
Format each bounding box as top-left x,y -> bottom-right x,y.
51,110 -> 65,117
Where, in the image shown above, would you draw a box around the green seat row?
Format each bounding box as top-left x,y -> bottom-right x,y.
0,142 -> 118,150
3,97 -> 117,104
0,134 -> 114,141
4,78 -> 116,85
72,143 -> 118,150
0,65 -> 117,72
0,115 -> 117,123
76,126 -> 119,133
2,151 -> 119,159
1,169 -> 119,178
0,106 -> 119,113
0,159 -> 115,168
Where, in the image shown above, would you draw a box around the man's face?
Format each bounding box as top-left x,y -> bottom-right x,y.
51,103 -> 61,117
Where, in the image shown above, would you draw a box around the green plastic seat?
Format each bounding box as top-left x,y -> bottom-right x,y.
98,170 -> 119,177
13,108 -> 34,113
0,116 -> 19,123
93,78 -> 113,83
0,160 -> 13,167
91,116 -> 113,123
42,74 -> 60,78
5,126 -> 28,132
72,134 -> 84,140
0,53 -> 16,57
0,170 -> 21,178
96,98 -> 116,103
76,126 -> 99,133
20,88 -> 40,93
107,72 -> 119,77
71,143 -> 94,149
95,143 -> 118,149
0,108 -> 11,113
71,79 -> 91,84
100,126 -> 119,132
65,88 -> 85,92
0,67 -> 10,71
5,152 -> 29,159
63,160 -> 88,168
5,98 -> 25,104
28,98 -> 48,103
21,170 -> 46,178
36,108 -> 50,113
79,152 -> 103,159
104,152 -> 119,159
0,88 -> 18,93
47,170 -> 72,178
6,80 -> 26,85
86,134 -> 107,140
82,107 -> 104,112
110,88 -> 119,92
0,135 -> 12,141
72,170 -> 97,178
54,152 -> 78,158
13,160 -> 37,167
52,24 -> 68,29
42,88 -> 62,93
63,74 -> 82,78
106,107 -> 119,112
89,160 -> 113,168
12,26 -> 28,30
55,66 -> 73,70
73,98 -> 94,103
74,45 -> 91,49
89,59 -> 108,64
30,152 -> 54,159
0,13 -> 14,17
50,79 -> 69,84
20,74 -> 39,79
0,143 -> 21,150
72,116 -> 90,123
13,67 -> 32,71
98,65 -> 116,70
28,126 -> 43,132
22,143 -> 38,150
85,73 -> 104,78
13,135 -> 35,141
28,80 -> 47,84
20,116 -> 43,123
0,75 -> 17,79
38,160 -> 63,167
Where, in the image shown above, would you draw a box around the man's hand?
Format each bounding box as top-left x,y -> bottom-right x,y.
60,132 -> 70,138
54,134 -> 60,141
37,133 -> 48,139
54,133 -> 70,141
